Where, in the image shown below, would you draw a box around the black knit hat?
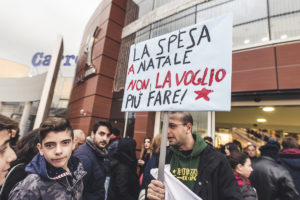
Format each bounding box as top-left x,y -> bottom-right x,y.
111,127 -> 120,136
259,138 -> 280,159
117,137 -> 136,159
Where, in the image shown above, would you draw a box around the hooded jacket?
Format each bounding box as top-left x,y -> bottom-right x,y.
170,132 -> 207,190
8,153 -> 86,200
74,136 -> 109,200
146,133 -> 242,200
108,137 -> 140,200
278,148 -> 300,195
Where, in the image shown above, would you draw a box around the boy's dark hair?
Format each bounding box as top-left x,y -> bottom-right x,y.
282,137 -> 298,149
39,118 -> 73,143
93,121 -> 112,134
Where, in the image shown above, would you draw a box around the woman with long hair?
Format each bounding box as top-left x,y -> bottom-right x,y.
228,151 -> 257,200
138,137 -> 152,177
224,142 -> 239,157
140,134 -> 162,189
138,134 -> 162,200
150,134 -> 161,156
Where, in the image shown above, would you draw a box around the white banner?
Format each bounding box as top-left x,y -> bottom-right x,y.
122,14 -> 232,112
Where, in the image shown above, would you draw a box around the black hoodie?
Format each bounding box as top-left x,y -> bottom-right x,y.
108,137 -> 140,200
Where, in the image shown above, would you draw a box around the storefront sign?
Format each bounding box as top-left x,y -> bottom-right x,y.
32,52 -> 78,67
122,14 -> 233,112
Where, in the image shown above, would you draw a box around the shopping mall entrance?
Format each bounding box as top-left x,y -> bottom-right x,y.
215,105 -> 300,149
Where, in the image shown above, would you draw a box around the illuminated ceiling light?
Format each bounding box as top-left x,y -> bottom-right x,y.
262,37 -> 268,42
263,107 -> 275,112
244,39 -> 250,44
257,118 -> 267,123
280,34 -> 288,39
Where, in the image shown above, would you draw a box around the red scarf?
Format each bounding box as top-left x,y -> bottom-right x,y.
281,148 -> 300,155
234,172 -> 250,186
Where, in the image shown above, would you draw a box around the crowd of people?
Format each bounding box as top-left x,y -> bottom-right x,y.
0,112 -> 300,200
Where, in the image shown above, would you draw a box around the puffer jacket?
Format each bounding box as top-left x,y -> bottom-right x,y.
278,149 -> 300,194
234,172 -> 257,200
8,153 -> 86,200
250,156 -> 300,200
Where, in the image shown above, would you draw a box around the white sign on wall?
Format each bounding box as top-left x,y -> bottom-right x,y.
122,14 -> 233,112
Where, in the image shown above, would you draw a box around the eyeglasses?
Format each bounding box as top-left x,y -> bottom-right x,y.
168,123 -> 186,129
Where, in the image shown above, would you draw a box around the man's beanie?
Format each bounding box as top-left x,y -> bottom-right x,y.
111,127 -> 120,136
259,137 -> 280,159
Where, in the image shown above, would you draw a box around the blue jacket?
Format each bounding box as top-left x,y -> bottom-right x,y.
141,154 -> 158,189
107,139 -> 119,160
74,137 -> 109,200
278,149 -> 300,195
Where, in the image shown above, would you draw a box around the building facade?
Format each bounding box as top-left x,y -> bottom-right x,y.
68,0 -> 300,149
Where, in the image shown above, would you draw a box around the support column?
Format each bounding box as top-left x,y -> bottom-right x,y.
212,111 -> 215,145
19,101 -> 32,136
153,111 -> 161,137
207,111 -> 216,145
207,112 -> 212,137
53,76 -> 64,107
133,112 -> 155,156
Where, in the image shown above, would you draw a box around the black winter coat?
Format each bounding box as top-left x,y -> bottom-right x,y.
147,145 -> 243,200
250,156 -> 300,200
108,153 -> 139,200
108,138 -> 140,200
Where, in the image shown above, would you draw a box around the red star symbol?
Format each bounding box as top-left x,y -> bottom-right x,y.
194,88 -> 214,101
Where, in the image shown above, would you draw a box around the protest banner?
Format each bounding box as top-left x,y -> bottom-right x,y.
122,14 -> 233,184
122,14 -> 233,112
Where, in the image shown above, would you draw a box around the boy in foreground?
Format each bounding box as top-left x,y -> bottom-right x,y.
9,118 -> 86,200
0,115 -> 17,188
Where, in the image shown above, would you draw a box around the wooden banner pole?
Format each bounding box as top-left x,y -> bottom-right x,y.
158,111 -> 169,182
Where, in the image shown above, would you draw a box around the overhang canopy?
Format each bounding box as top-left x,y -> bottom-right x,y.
0,73 -> 46,102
